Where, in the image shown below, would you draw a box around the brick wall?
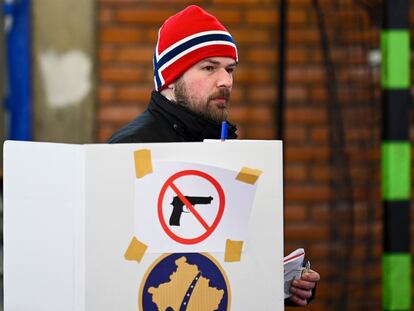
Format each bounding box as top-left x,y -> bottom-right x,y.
97,0 -> 412,309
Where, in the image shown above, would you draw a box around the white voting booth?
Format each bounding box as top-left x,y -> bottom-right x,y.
4,140 -> 284,310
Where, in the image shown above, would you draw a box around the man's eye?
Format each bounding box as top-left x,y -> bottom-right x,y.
203,66 -> 215,71
227,68 -> 234,74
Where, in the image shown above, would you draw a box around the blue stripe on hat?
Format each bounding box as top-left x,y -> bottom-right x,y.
154,33 -> 236,90
153,51 -> 162,90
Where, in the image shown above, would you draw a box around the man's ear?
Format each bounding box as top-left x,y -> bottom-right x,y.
160,83 -> 176,101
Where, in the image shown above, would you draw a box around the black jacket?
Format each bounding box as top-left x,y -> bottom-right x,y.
108,91 -> 237,143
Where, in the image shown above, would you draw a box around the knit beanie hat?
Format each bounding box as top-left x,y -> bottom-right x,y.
153,5 -> 238,91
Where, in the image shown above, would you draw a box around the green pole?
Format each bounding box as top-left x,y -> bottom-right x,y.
381,1 -> 411,310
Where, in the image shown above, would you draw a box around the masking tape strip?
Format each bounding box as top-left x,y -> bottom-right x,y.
124,236 -> 148,263
134,149 -> 153,179
224,239 -> 244,262
235,167 -> 263,185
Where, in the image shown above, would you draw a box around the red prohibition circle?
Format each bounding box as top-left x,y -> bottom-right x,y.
157,170 -> 225,245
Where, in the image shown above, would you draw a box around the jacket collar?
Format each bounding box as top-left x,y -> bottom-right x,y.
148,91 -> 237,141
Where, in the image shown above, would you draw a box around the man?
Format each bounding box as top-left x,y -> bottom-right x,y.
109,5 -> 320,306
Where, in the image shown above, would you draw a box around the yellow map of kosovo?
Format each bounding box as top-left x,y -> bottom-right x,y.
148,256 -> 224,311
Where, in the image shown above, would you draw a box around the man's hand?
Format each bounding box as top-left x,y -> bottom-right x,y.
288,269 -> 320,306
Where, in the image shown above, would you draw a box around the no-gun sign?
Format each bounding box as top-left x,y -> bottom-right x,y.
133,151 -> 262,253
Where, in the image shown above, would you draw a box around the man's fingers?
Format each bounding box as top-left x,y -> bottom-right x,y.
301,270 -> 320,282
288,294 -> 307,306
291,279 -> 316,290
290,286 -> 313,299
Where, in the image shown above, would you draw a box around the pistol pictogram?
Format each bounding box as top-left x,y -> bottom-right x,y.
169,196 -> 213,226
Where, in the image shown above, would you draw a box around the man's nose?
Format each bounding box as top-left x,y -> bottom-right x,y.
216,68 -> 233,88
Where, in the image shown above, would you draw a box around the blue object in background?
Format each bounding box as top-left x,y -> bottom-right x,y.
3,0 -> 32,140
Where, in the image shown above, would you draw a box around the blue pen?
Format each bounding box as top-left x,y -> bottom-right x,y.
221,121 -> 228,141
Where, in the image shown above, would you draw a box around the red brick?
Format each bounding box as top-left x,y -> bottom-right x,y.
115,46 -> 153,63
351,243 -> 381,260
247,86 -> 276,102
287,65 -> 325,83
285,185 -> 331,202
288,9 -> 308,24
116,85 -> 152,103
309,66 -> 326,84
288,0 -> 311,6
288,29 -> 320,44
285,126 -> 307,142
100,0 -> 205,4
287,48 -> 308,63
345,127 -> 379,143
284,204 -> 307,221
243,126 -> 276,139
285,164 -> 307,182
100,27 -> 142,43
245,9 -> 278,25
231,28 -> 271,44
310,126 -> 328,143
158,0 -> 205,3
144,27 -> 162,44
341,29 -> 378,44
98,47 -> 115,63
337,67 -> 370,82
98,85 -> 115,104
310,86 -> 327,102
346,146 -> 379,162
309,204 -> 331,221
141,69 -> 153,84
246,48 -> 277,64
350,165 -> 379,182
228,105 -> 273,123
208,9 -> 242,24
99,0 -> 140,4
309,49 -> 323,63
212,0 -> 273,4
310,164 -> 331,182
325,10 -> 367,28
286,86 -> 307,102
352,203 -> 380,222
285,146 -> 330,162
286,107 -> 327,124
285,223 -> 330,240
99,66 -> 144,82
228,88 -> 243,103
307,242 -> 330,260
333,48 -> 367,65
235,66 -> 274,83
115,8 -> 175,24
99,7 -> 113,24
96,125 -> 117,143
98,105 -> 143,123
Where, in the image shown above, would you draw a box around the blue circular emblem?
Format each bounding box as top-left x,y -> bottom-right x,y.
139,253 -> 231,311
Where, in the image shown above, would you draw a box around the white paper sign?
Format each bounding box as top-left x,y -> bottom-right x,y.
135,161 -> 259,252
4,140 -> 284,311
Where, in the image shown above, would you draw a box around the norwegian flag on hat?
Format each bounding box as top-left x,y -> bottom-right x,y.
153,5 -> 238,91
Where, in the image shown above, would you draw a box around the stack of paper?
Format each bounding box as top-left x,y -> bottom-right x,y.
283,248 -> 305,298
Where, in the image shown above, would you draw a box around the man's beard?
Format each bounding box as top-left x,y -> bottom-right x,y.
174,79 -> 230,123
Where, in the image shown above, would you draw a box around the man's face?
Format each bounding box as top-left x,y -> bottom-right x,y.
173,57 -> 237,123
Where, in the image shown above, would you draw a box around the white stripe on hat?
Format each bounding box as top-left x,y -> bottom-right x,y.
155,30 -> 233,61
158,40 -> 237,74
155,40 -> 237,90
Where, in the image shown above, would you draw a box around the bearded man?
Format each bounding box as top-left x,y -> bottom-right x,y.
108,5 -> 320,307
